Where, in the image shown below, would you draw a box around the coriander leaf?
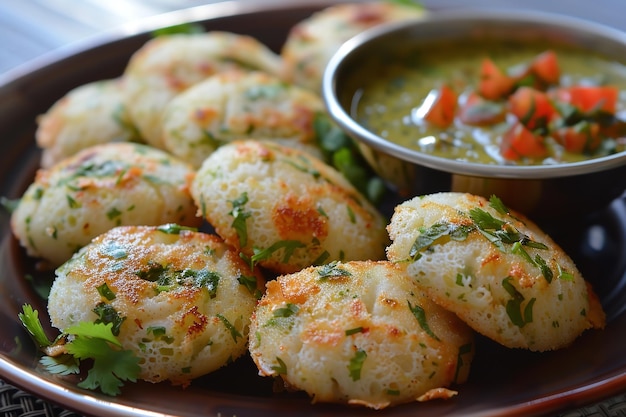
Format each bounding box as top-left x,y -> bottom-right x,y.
68,337 -> 140,396
216,314 -> 243,343
557,264 -> 575,281
40,354 -> 80,376
345,327 -> 364,336
535,255 -> 553,283
65,322 -> 121,347
502,277 -> 531,328
409,222 -> 471,261
469,208 -> 505,230
348,348 -> 367,381
408,301 -> 440,341
18,305 -> 52,348
271,357 -> 287,375
453,343 -> 473,384
251,240 -> 306,267
273,303 -> 299,318
237,274 -> 262,299
92,303 -> 126,337
489,195 -> 509,215
156,224 -> 197,234
317,261 -> 351,280
511,242 -> 536,266
229,193 -> 251,247
97,283 -> 116,301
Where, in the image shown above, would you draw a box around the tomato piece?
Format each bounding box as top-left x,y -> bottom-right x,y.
552,85 -> 618,114
458,92 -> 506,126
529,50 -> 560,86
508,86 -> 557,130
500,121 -> 548,160
415,84 -> 457,128
479,58 -> 515,100
552,121 -> 603,153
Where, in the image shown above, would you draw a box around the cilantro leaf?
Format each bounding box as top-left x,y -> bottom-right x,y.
409,222 -> 472,261
216,314 -> 243,343
348,348 -> 367,381
408,301 -> 440,341
273,303 -> 299,318
156,224 -> 198,234
68,337 -> 140,396
271,357 -> 287,375
65,322 -> 121,347
488,195 -> 509,215
40,354 -> 80,376
92,303 -> 126,336
317,261 -> 351,280
18,304 -> 52,347
250,240 -> 306,268
229,193 -> 251,247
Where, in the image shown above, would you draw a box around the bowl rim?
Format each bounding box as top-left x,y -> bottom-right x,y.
322,8 -> 626,179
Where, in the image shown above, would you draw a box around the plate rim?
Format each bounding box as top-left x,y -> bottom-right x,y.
0,1 -> 625,416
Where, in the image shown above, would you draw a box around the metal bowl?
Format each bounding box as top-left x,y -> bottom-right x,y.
322,9 -> 626,222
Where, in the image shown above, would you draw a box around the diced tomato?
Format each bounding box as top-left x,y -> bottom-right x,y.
552,85 -> 618,114
500,121 -> 548,160
479,58 -> 515,100
458,92 -> 506,126
416,84 -> 457,128
508,86 -> 558,130
552,121 -> 603,153
529,50 -> 560,86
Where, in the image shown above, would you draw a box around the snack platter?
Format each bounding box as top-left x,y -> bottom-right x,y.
0,1 -> 625,416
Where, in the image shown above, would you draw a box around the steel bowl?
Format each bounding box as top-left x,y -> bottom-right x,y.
322,9 -> 626,223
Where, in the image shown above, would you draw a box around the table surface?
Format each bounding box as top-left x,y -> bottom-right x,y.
1,1 -> 625,416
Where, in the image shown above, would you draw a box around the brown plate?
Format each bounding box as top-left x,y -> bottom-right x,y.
0,1 -> 625,416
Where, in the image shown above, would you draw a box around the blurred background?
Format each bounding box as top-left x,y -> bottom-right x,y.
1,0 -> 624,75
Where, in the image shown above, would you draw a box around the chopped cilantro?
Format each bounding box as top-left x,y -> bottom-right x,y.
229,193 -> 251,247
408,301 -> 440,341
66,194 -> 81,209
502,277 -> 535,327
345,327 -> 364,336
273,303 -> 299,318
409,222 -> 471,261
216,314 -> 243,343
348,348 -> 367,381
106,207 -> 122,221
317,261 -> 351,280
535,255 -> 553,283
237,274 -> 262,299
156,223 -> 197,234
454,343 -> 473,384
271,357 -> 287,375
96,283 -> 116,301
557,264 -> 575,281
92,303 -> 126,336
250,240 -> 306,268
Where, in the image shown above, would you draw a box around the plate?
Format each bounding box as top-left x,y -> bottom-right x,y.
1,1 -> 625,416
